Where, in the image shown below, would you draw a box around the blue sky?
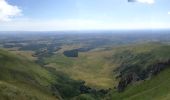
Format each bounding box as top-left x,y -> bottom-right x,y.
0,0 -> 170,31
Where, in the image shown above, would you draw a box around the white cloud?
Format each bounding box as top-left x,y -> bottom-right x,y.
168,12 -> 170,15
0,0 -> 22,21
136,0 -> 155,4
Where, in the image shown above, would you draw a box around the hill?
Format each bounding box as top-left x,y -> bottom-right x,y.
1,42 -> 170,100
42,42 -> 170,100
0,49 -> 59,100
0,49 -> 86,100
105,42 -> 170,100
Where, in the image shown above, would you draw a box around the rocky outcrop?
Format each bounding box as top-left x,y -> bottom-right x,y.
117,73 -> 139,92
117,59 -> 170,92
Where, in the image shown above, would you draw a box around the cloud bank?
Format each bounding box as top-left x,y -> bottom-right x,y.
0,0 -> 21,21
1,19 -> 170,31
128,0 -> 155,4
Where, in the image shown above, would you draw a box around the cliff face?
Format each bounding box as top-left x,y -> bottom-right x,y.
117,59 -> 170,92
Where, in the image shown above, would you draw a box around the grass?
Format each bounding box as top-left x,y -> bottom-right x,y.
0,50 -> 55,85
44,50 -> 117,89
43,42 -> 170,90
29,42 -> 170,100
1,42 -> 170,100
0,49 -> 60,100
0,81 -> 59,100
0,49 -> 89,100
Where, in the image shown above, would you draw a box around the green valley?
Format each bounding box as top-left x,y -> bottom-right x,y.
0,32 -> 170,100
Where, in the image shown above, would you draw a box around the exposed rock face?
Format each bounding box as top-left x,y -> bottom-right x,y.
117,59 -> 170,92
149,60 -> 170,75
118,73 -> 139,92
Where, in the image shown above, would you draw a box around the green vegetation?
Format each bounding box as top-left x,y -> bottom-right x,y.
0,81 -> 57,100
1,32 -> 170,100
43,42 -> 170,89
0,49 -> 85,100
41,42 -> 170,100
0,49 -> 59,100
44,50 -> 116,89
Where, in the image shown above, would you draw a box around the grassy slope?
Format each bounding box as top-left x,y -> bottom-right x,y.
0,81 -> 57,100
44,42 -> 170,89
105,42 -> 170,100
1,42 -> 170,100
111,42 -> 170,66
43,42 -> 170,100
0,49 -> 59,100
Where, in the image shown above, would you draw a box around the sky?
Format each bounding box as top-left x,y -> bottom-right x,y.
0,0 -> 170,31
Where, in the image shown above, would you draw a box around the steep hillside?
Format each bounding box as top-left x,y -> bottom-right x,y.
0,49 -> 86,100
110,43 -> 170,91
0,49 -> 59,100
104,42 -> 170,100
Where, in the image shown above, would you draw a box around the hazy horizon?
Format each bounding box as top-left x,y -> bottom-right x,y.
0,0 -> 170,31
